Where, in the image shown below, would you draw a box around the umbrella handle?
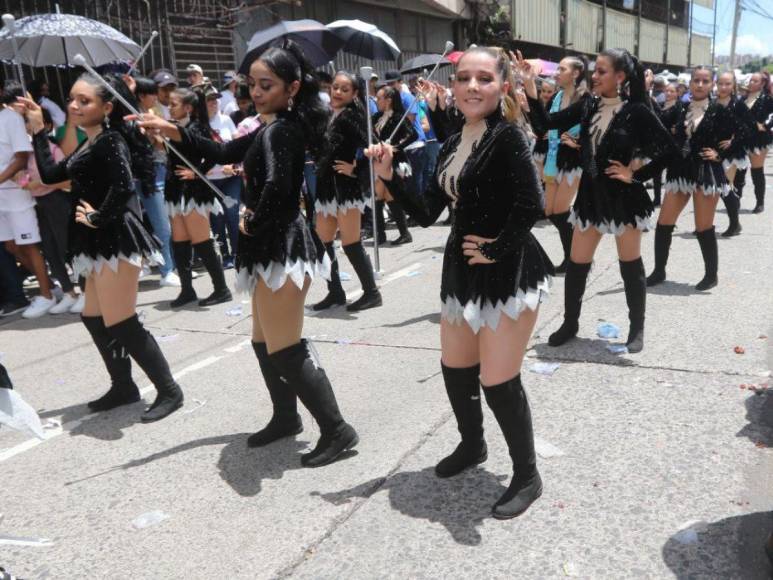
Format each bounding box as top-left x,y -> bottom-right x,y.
72,53 -> 234,208
127,31 -> 158,75
2,14 -> 27,95
386,40 -> 454,145
360,66 -> 380,273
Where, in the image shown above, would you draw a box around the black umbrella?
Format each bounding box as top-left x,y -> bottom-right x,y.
400,53 -> 451,75
326,19 -> 400,61
240,19 -> 344,72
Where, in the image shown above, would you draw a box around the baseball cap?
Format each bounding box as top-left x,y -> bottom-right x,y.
370,72 -> 379,80
222,70 -> 238,88
186,64 -> 204,75
153,71 -> 178,88
384,70 -> 401,82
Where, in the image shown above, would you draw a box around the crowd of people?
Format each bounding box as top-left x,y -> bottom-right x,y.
0,38 -> 772,530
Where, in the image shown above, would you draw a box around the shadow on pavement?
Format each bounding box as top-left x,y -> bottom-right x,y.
312,465 -> 508,546
737,390 -> 773,448
662,511 -> 773,579
643,280 -> 696,297
381,312 -> 441,328
530,338 -> 636,367
38,400 -> 143,442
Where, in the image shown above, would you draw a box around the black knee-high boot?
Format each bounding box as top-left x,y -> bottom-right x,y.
619,258 -> 646,353
548,260 -> 591,346
734,168 -> 747,200
374,200 -> 387,244
170,241 -> 197,308
192,239 -> 232,307
81,315 -> 140,411
721,191 -> 742,237
387,201 -> 412,245
547,211 -> 573,274
483,375 -> 542,519
247,341 -> 303,447
343,241 -> 382,312
106,314 -> 184,422
695,227 -> 718,291
646,224 -> 674,286
269,340 -> 358,467
0,363 -> 12,389
435,363 -> 487,478
751,167 -> 765,213
653,173 -> 662,207
313,242 -> 346,311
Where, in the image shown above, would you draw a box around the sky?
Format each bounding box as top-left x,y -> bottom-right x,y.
692,0 -> 773,56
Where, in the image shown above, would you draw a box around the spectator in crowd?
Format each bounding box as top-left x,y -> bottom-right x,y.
229,81 -> 255,127
318,71 -> 333,105
385,70 -> 427,198
24,108 -> 83,313
186,64 -> 205,87
219,70 -> 239,116
0,81 -> 56,318
152,70 -> 178,120
28,78 -> 66,128
652,75 -> 667,106
203,83 -> 241,270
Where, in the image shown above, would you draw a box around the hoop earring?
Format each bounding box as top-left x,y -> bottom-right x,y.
287,96 -> 294,112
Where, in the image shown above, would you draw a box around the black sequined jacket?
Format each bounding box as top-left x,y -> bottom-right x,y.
315,102 -> 367,200
659,99 -> 733,163
527,95 -> 676,192
719,97 -> 757,161
373,111 -> 418,151
745,93 -> 773,149
164,120 -> 217,205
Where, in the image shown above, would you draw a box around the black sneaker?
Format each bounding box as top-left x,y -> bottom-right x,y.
0,300 -> 30,317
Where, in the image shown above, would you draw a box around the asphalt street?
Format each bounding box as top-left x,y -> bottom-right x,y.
1,160 -> 772,579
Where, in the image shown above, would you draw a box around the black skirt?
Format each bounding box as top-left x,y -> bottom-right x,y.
532,136 -> 548,163
746,129 -> 773,155
722,141 -> 750,171
70,206 -> 163,277
556,145 -> 583,185
440,228 -> 552,334
164,178 -> 224,218
569,174 -> 654,235
665,157 -> 729,197
235,214 -> 330,294
314,172 -> 369,217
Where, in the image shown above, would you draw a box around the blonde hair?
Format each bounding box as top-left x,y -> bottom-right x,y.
457,46 -> 522,124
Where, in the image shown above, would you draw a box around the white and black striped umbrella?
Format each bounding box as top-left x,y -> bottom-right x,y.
0,13 -> 139,67
326,19 -> 400,61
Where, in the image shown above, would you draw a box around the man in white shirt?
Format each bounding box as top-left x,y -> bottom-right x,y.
0,82 -> 56,318
219,71 -> 239,116
28,79 -> 66,128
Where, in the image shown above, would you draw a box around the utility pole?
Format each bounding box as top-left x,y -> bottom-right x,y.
664,0 -> 671,65
711,0 -> 718,67
636,0 -> 642,57
560,0 -> 568,54
686,0 -> 693,66
602,0 -> 607,51
729,0 -> 743,70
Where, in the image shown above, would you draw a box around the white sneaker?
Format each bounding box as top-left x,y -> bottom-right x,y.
69,293 -> 85,314
49,293 -> 79,314
51,284 -> 64,301
139,263 -> 152,279
22,295 -> 57,319
160,271 -> 181,287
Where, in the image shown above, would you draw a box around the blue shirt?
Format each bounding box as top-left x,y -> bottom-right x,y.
418,100 -> 436,141
400,90 -> 426,142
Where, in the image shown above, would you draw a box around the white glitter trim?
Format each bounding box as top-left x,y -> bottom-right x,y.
532,152 -> 546,163
72,250 -> 164,278
166,198 -> 224,218
556,167 -> 582,186
746,146 -> 769,157
235,253 -> 332,295
722,156 -> 750,171
664,179 -> 729,197
314,198 -> 370,218
568,209 -> 652,236
441,277 -> 551,334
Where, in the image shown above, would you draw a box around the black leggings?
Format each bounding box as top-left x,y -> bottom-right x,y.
35,190 -> 74,293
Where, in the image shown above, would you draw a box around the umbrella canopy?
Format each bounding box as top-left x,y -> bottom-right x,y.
240,19 -> 344,72
0,13 -> 139,67
400,53 -> 451,75
326,19 -> 400,61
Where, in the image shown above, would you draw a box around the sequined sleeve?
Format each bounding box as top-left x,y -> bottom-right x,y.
379,141 -> 451,228
477,125 -> 543,262
180,124 -> 257,166
733,100 -> 759,145
33,130 -> 70,184
246,121 -> 298,234
631,103 -> 678,183
526,95 -> 584,135
87,132 -> 137,228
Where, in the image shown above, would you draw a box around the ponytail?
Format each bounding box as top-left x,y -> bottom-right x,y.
259,42 -> 330,161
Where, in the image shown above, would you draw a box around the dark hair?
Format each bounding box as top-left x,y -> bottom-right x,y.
258,42 -> 330,160
76,73 -> 155,196
27,78 -> 45,101
317,71 -> 333,85
376,85 -> 405,115
235,82 -> 251,101
134,76 -> 158,97
1,80 -> 23,104
334,70 -> 367,109
760,71 -> 771,95
599,48 -> 648,105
